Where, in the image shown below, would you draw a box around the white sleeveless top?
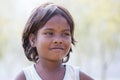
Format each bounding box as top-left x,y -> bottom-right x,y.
23,64 -> 80,80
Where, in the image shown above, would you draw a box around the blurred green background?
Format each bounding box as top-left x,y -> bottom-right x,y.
0,0 -> 120,80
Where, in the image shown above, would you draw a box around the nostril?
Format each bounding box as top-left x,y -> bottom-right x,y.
54,41 -> 62,44
53,36 -> 63,44
59,41 -> 62,44
53,39 -> 63,44
54,41 -> 57,44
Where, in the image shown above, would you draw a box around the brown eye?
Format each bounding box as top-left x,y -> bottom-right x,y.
63,32 -> 71,37
45,32 -> 54,36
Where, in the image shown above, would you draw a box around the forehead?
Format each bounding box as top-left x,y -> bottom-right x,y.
43,15 -> 70,29
47,15 -> 68,24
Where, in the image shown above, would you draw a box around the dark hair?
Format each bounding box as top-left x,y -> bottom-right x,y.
22,2 -> 75,63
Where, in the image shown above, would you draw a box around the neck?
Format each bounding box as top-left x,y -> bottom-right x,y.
34,59 -> 66,80
35,59 -> 64,72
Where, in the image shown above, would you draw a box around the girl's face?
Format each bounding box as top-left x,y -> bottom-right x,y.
31,15 -> 71,62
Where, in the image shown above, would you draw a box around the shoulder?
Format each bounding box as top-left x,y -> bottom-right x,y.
15,71 -> 26,80
66,65 -> 94,80
80,71 -> 94,80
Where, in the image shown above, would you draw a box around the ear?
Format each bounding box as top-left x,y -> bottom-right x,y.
29,33 -> 36,47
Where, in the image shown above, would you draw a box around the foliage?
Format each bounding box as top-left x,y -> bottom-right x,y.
0,0 -> 120,79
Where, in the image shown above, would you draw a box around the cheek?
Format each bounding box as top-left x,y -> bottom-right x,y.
36,41 -> 50,57
65,40 -> 71,50
35,38 -> 49,50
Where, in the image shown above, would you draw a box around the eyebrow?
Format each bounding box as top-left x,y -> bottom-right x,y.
44,28 -> 53,31
44,28 -> 70,32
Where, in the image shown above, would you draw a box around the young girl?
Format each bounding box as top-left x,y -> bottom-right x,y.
15,2 -> 93,80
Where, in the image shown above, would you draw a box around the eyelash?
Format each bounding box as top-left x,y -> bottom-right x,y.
44,32 -> 71,37
63,33 -> 70,36
45,32 -> 54,35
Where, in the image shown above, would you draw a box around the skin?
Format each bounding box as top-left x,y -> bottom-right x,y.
33,15 -> 71,63
15,15 -> 93,80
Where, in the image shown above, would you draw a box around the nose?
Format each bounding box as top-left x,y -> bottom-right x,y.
53,36 -> 63,44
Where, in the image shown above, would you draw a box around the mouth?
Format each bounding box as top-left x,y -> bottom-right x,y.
50,47 -> 64,50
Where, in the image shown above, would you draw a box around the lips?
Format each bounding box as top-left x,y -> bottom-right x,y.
51,48 -> 64,50
50,47 -> 64,50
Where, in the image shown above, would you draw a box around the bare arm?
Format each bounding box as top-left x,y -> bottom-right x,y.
80,71 -> 94,80
15,71 -> 26,80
